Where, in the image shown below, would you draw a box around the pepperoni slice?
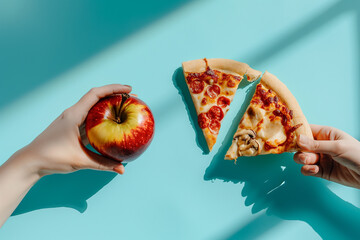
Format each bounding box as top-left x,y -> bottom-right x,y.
186,76 -> 192,84
190,80 -> 205,94
209,120 -> 221,134
201,98 -> 207,105
207,106 -> 224,121
206,85 -> 220,99
198,113 -> 209,129
227,80 -> 236,88
217,96 -> 230,108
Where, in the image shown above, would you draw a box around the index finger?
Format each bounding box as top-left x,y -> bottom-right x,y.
72,84 -> 132,124
310,124 -> 353,141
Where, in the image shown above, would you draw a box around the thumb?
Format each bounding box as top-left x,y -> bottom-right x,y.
298,135 -> 340,156
81,148 -> 125,174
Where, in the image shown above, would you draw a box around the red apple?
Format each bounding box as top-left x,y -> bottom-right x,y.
85,93 -> 155,162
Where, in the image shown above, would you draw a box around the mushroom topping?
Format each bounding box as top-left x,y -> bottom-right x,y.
234,129 -> 256,140
233,129 -> 260,156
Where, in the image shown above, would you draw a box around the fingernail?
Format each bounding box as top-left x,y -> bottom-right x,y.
113,165 -> 125,174
300,156 -> 308,164
309,167 -> 317,174
123,85 -> 131,88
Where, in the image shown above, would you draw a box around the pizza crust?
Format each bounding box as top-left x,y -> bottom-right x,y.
245,67 -> 262,82
182,58 -> 261,81
260,71 -> 313,140
224,71 -> 313,160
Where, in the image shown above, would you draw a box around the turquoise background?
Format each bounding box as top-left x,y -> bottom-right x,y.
1,0 -> 360,239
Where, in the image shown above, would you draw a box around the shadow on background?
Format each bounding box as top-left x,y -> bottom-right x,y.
0,0 -> 192,110
202,1 -> 360,238
204,80 -> 360,239
202,2 -> 360,233
205,152 -> 360,239
172,67 -> 209,154
243,0 -> 357,66
12,170 -> 117,215
12,143 -> 122,216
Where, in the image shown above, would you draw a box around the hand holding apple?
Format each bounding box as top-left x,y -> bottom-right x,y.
11,85 -> 135,177
85,93 -> 155,162
0,85 -> 135,226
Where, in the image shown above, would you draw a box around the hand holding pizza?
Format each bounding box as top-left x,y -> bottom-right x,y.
294,124 -> 360,189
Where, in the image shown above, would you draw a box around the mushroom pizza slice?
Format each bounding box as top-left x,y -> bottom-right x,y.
182,58 -> 261,151
225,71 -> 313,160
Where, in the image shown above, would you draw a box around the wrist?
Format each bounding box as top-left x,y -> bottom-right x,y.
0,147 -> 42,226
5,146 -> 43,183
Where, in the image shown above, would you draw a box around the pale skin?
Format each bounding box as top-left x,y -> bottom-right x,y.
1,88 -> 360,228
294,124 -> 360,189
0,84 -> 131,227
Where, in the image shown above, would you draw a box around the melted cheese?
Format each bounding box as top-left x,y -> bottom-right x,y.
257,117 -> 286,145
225,84 -> 294,158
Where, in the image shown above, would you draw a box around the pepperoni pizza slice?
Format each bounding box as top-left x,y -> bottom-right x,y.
182,58 -> 262,151
225,71 -> 313,160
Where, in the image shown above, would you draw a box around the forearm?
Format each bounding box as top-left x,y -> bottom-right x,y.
0,149 -> 41,227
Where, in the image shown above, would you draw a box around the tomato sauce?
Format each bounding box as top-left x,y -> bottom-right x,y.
251,83 -> 302,150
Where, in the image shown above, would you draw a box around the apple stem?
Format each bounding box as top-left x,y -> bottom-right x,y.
119,93 -> 130,110
108,116 -> 121,123
113,93 -> 130,124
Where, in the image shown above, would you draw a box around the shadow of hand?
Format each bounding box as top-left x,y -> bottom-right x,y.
205,149 -> 360,239
172,67 -> 209,154
12,169 -> 117,216
240,154 -> 317,216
